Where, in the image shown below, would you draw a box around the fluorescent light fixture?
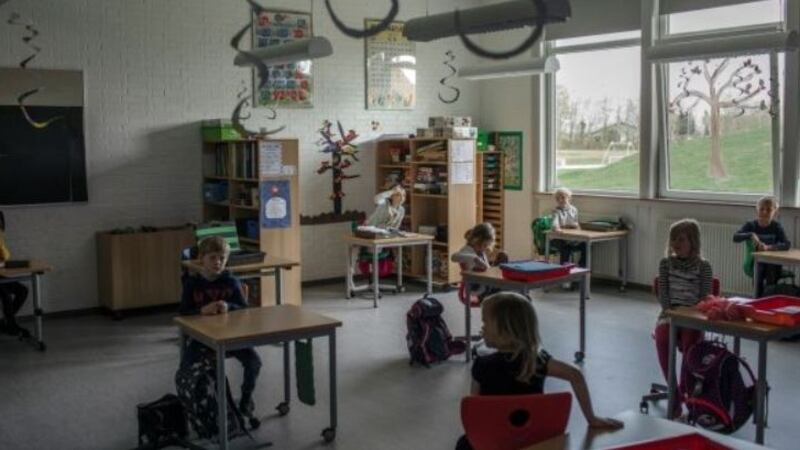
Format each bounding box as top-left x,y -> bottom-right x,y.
234,37 -> 333,66
459,56 -> 559,80
648,30 -> 798,63
404,0 -> 571,42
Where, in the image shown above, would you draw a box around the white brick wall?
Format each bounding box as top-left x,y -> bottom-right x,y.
0,0 -> 483,312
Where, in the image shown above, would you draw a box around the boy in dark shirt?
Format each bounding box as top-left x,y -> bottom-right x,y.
0,212 -> 30,337
179,236 -> 262,415
733,196 -> 791,297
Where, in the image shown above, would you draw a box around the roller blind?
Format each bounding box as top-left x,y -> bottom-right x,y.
545,0 -> 641,40
661,0 -> 771,15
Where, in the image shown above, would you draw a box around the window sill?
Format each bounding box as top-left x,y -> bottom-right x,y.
533,191 -> 785,210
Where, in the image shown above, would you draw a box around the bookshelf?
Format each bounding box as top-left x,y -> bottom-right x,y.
202,138 -> 301,306
375,138 -> 478,285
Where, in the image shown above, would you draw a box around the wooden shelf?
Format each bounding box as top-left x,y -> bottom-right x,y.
232,204 -> 259,211
205,201 -> 230,208
378,164 -> 411,169
432,241 -> 447,248
412,193 -> 448,199
410,160 -> 447,165
231,177 -> 259,183
204,175 -> 229,181
239,237 -> 259,245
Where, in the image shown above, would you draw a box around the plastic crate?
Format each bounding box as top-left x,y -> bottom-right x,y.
499,261 -> 573,282
202,125 -> 242,142
608,433 -> 732,450
742,295 -> 800,326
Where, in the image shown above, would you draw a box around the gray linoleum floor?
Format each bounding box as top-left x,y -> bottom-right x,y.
1,282 -> 799,450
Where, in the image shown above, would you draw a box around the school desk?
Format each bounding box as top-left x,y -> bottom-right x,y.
544,228 -> 629,294
182,255 -> 299,306
753,248 -> 800,297
174,305 -> 342,449
342,233 -> 434,308
525,409 -> 772,450
0,260 -> 52,351
460,267 -> 590,363
663,306 -> 800,444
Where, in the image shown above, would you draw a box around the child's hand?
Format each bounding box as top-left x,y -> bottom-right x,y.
588,416 -> 624,429
201,303 -> 218,315
217,301 -> 229,313
494,252 -> 509,265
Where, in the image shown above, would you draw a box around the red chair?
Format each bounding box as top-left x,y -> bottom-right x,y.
460,392 -> 572,450
639,276 -> 720,414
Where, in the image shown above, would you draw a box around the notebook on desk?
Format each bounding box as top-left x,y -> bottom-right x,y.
195,222 -> 265,266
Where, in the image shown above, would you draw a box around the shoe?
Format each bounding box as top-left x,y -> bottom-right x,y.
239,396 -> 255,417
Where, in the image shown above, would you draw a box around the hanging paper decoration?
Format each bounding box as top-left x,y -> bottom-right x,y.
438,50 -> 461,104
455,0 -> 547,60
325,0 -> 398,38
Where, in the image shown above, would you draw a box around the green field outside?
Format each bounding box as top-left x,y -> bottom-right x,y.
557,127 -> 773,194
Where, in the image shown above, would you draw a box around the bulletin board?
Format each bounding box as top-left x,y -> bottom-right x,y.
364,19 -> 416,110
252,9 -> 314,108
494,132 -> 523,191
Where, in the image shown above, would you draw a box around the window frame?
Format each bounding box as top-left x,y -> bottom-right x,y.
544,35 -> 643,195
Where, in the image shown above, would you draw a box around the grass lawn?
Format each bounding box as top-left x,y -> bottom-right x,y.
557,127 -> 773,193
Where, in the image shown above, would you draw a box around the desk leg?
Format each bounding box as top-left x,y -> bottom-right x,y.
585,242 -> 592,298
426,241 -> 433,296
620,237 -> 628,292
325,330 -> 338,441
755,340 -> 768,444
397,246 -> 403,292
283,341 -> 291,408
216,344 -> 228,450
32,273 -> 44,350
544,236 -> 550,262
575,274 -> 586,363
275,268 -> 283,306
734,337 -> 741,356
465,285 -> 472,363
666,323 -> 678,420
755,261 -> 763,298
373,246 -> 380,308
345,245 -> 353,299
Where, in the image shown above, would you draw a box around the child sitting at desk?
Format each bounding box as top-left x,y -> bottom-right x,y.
733,196 -> 791,297
0,214 -> 30,337
178,236 -> 262,417
455,293 -> 623,450
550,187 -> 587,267
452,223 -> 508,302
365,185 -> 406,229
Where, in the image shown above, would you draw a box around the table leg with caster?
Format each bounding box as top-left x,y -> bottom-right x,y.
574,273 -> 586,363
321,330 -> 337,443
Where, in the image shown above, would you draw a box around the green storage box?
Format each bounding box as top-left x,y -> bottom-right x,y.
201,119 -> 243,142
477,129 -> 489,152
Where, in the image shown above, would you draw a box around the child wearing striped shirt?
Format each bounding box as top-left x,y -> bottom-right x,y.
655,219 -> 712,415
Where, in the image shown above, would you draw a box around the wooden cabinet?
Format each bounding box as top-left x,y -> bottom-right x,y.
97,227 -> 195,315
477,151 -> 505,249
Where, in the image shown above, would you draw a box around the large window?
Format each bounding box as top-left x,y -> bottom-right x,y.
666,0 -> 784,36
549,37 -> 641,193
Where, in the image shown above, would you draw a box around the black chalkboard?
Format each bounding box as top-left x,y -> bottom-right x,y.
0,105 -> 87,205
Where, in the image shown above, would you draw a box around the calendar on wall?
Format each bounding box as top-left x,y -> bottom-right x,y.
365,20 -> 416,110
252,9 -> 314,108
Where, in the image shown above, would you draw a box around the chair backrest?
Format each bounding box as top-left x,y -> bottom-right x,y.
461,392 -> 572,450
458,262 -> 481,308
652,276 -> 721,297
195,221 -> 241,252
743,239 -> 755,278
531,216 -> 553,256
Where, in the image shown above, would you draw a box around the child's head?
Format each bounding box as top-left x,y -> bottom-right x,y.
553,187 -> 572,208
390,185 -> 406,207
756,196 -> 778,224
666,218 -> 701,259
198,236 -> 230,275
481,292 -> 542,383
464,223 -> 496,252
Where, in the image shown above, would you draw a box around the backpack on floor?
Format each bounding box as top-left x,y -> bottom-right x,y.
136,394 -> 189,449
680,340 -> 758,434
406,296 -> 465,367
174,352 -> 248,440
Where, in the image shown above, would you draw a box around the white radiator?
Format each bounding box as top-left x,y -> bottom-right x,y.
581,213 -> 621,279
657,219 -> 751,295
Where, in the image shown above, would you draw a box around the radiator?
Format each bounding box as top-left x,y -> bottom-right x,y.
657,219 -> 751,295
581,213 -> 621,279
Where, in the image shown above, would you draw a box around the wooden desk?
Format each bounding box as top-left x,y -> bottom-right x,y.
182,255 -> 299,306
545,229 -> 629,294
663,307 -> 800,444
175,305 -> 342,449
753,249 -> 800,297
461,267 -> 590,363
343,233 -> 434,308
526,410 -> 772,450
0,260 -> 52,351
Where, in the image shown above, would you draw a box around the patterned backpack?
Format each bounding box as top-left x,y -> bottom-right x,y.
680,340 -> 758,433
406,296 -> 465,367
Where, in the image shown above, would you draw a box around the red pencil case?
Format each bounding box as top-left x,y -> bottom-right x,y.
741,295 -> 800,326
498,261 -> 574,282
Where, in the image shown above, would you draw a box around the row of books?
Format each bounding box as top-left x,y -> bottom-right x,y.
210,142 -> 260,179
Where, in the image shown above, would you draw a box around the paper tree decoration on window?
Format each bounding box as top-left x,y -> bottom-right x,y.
316,120 -> 360,216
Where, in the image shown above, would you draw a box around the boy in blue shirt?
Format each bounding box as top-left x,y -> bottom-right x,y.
179,236 -> 262,416
733,196 -> 791,297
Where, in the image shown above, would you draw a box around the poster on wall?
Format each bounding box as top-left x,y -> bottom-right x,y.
261,180 -> 291,229
252,9 -> 313,108
364,19 -> 415,110
495,132 -> 523,191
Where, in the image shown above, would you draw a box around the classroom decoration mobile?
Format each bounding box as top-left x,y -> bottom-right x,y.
325,0 -> 397,38
229,0 -> 285,138
437,50 -> 461,105
365,20 -> 416,110
5,9 -> 63,129
252,7 -> 315,108
300,120 -> 366,225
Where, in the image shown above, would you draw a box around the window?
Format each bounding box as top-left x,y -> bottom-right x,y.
663,54 -> 781,197
666,0 -> 784,36
548,38 -> 641,193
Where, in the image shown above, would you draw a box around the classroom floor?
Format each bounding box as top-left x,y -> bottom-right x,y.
1,282 -> 798,450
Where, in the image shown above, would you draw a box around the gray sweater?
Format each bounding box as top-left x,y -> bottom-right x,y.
365,190 -> 405,229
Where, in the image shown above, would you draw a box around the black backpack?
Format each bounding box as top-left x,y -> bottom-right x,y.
406,296 -> 465,367
136,394 -> 194,450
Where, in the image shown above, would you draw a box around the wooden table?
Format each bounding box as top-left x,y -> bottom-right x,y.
183,255 -> 299,306
545,229 -> 629,294
343,233 -> 434,308
461,267 -> 590,363
663,306 -> 800,444
0,260 -> 52,351
753,249 -> 800,297
526,409 -> 772,449
174,305 -> 342,449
